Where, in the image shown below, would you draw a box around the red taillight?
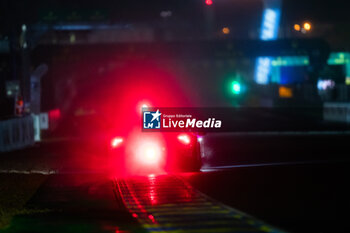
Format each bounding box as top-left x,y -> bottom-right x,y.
111,137 -> 123,148
138,101 -> 151,114
178,134 -> 191,145
136,141 -> 162,165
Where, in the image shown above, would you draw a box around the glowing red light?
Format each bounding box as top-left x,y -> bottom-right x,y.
136,141 -> 162,165
111,137 -> 123,148
205,0 -> 213,5
148,214 -> 156,223
178,134 -> 191,145
48,109 -> 61,120
132,213 -> 138,218
138,101 -> 151,114
17,100 -> 24,107
115,227 -> 124,233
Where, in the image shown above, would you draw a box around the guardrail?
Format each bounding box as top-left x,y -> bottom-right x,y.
323,102 -> 350,123
0,115 -> 34,152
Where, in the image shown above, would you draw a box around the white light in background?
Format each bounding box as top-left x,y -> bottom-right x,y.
317,79 -> 335,91
255,7 -> 281,84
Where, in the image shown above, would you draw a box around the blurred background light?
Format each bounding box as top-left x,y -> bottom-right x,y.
231,81 -> 241,95
222,27 -> 230,35
303,22 -> 312,31
205,0 -> 213,6
317,79 -> 335,91
255,7 -> 281,85
294,24 -> 301,31
278,86 -> 293,98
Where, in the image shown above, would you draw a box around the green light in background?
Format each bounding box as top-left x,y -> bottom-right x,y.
232,81 -> 241,94
271,56 -> 309,66
327,52 -> 350,65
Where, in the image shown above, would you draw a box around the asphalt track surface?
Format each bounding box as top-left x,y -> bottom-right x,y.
115,174 -> 286,233
2,133 -> 350,233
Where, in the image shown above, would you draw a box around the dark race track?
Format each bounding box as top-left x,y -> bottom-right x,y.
1,133 -> 350,233
187,162 -> 350,233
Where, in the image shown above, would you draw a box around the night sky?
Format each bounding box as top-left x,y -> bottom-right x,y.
0,0 -> 348,27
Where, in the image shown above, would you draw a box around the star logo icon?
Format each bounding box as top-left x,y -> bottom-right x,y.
150,109 -> 161,122
143,109 -> 162,129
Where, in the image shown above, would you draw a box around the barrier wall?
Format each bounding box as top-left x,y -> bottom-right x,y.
0,115 -> 34,152
323,102 -> 350,123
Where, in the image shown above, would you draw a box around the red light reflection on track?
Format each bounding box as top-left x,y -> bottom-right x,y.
115,174 -> 286,233
116,174 -> 197,212
148,214 -> 156,223
115,174 -> 200,228
148,175 -> 158,205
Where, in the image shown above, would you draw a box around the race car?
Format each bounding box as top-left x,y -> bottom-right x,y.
66,61 -> 203,174
108,105 -> 202,175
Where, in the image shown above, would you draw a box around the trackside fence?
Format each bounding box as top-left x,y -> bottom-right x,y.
0,115 -> 34,152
